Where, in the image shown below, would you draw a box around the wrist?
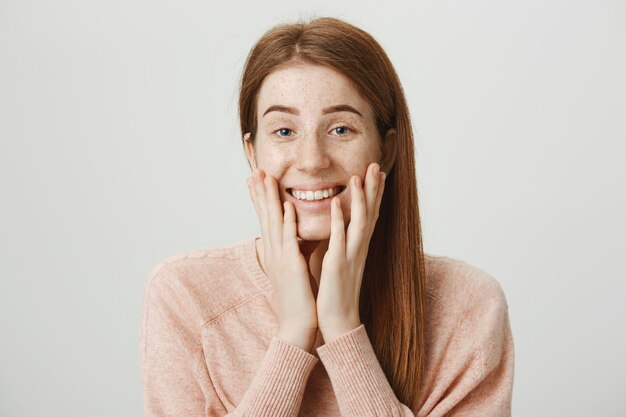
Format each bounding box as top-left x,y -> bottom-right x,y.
277,326 -> 317,353
319,317 -> 361,344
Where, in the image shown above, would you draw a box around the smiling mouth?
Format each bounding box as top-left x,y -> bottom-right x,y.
287,186 -> 346,201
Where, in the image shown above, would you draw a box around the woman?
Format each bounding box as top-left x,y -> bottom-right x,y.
140,17 -> 514,417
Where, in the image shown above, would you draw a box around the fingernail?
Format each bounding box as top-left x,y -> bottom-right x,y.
355,176 -> 361,188
373,163 -> 380,175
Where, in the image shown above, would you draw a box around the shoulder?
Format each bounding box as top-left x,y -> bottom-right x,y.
143,238 -> 266,325
423,253 -> 509,318
418,255 -> 514,414
421,253 -> 512,358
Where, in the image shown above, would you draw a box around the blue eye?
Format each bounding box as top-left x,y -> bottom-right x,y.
332,126 -> 351,136
276,128 -> 293,137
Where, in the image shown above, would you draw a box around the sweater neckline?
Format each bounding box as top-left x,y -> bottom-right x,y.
241,237 -> 272,291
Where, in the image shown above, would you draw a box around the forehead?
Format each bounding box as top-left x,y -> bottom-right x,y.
256,63 -> 373,117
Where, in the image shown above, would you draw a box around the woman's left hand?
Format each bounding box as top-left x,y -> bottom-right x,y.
316,162 -> 387,343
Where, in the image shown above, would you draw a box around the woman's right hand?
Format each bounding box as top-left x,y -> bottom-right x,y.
247,168 -> 318,352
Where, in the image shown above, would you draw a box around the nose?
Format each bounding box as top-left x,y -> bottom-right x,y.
295,131 -> 331,173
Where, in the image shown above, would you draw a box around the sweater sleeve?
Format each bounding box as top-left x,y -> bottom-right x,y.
315,282 -> 514,417
316,324 -> 415,417
139,264 -> 319,417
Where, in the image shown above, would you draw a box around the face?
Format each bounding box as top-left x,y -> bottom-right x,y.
245,63 -> 395,241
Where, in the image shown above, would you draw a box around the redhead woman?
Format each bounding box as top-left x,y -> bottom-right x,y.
140,17 -> 514,417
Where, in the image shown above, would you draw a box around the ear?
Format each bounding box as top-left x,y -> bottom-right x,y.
243,132 -> 257,170
380,128 -> 397,174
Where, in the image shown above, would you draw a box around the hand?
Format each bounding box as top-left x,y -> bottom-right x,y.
247,168 -> 318,351
316,162 -> 387,343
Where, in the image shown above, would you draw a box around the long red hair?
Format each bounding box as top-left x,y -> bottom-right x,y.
238,17 -> 426,410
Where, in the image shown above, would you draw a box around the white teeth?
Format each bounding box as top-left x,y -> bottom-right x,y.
291,186 -> 340,201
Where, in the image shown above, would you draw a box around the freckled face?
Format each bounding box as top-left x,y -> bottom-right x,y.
245,63 -> 383,241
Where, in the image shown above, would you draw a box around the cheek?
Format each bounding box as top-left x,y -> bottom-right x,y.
339,139 -> 381,169
255,145 -> 290,173
254,145 -> 292,202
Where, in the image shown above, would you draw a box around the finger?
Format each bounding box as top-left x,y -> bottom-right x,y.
247,175 -> 261,216
248,174 -> 265,220
346,175 -> 367,257
264,175 -> 285,252
373,170 -> 386,223
251,169 -> 273,251
364,163 -> 380,223
282,201 -> 298,250
252,168 -> 267,214
328,197 -> 345,257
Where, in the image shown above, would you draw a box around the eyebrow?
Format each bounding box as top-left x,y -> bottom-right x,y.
262,104 -> 363,118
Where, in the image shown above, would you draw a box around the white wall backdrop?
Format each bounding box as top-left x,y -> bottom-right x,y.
1,0 -> 624,416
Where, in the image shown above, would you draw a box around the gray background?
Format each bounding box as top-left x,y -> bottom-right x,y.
1,0 -> 625,416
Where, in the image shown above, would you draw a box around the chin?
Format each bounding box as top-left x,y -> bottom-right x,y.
296,220 -> 331,241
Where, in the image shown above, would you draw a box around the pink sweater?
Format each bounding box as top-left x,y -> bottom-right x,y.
139,238 -> 514,416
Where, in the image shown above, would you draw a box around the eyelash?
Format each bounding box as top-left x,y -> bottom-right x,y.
274,126 -> 353,138
275,128 -> 294,138
332,126 -> 351,136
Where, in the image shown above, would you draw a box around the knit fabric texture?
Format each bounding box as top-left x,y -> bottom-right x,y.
139,238 -> 514,416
